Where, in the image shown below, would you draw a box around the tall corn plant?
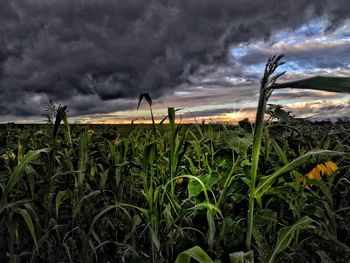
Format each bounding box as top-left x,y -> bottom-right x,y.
0,148 -> 49,262
168,107 -> 190,198
46,103 -> 69,178
108,138 -> 130,201
246,55 -> 285,250
246,55 -> 350,250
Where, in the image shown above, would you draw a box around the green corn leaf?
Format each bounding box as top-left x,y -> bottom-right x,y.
2,148 -> 49,202
73,190 -> 102,220
242,178 -> 251,187
175,246 -> 214,263
229,250 -> 254,263
273,76 -> 350,93
25,166 -> 36,198
207,211 -> 216,250
163,204 -> 174,229
269,216 -> 314,263
190,202 -> 222,250
168,107 -> 176,129
320,134 -> 331,150
150,229 -> 160,250
191,202 -> 222,216
55,190 -> 73,219
99,169 -> 109,190
159,108 -> 181,125
14,207 -> 39,252
0,199 -> 32,216
78,131 -> 88,174
62,114 -> 72,146
270,139 -> 288,165
254,150 -> 347,200
17,140 -> 23,163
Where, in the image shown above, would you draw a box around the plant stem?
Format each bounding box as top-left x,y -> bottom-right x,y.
246,87 -> 268,250
150,104 -> 157,140
245,55 -> 285,250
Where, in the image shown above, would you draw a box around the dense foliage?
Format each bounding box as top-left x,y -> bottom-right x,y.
1,113 -> 350,262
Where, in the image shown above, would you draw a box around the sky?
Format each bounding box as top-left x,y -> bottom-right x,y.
1,0 -> 350,124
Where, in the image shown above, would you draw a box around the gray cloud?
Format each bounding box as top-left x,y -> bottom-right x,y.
1,0 -> 350,119
284,100 -> 350,121
270,90 -> 342,100
238,42 -> 350,70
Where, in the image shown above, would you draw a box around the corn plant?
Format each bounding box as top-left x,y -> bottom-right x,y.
246,55 -> 286,250
246,54 -> 350,252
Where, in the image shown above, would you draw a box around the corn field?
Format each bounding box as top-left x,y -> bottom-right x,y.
1,56 -> 350,263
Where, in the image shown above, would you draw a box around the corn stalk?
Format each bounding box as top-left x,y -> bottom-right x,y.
246,56 -> 350,251
246,55 -> 285,250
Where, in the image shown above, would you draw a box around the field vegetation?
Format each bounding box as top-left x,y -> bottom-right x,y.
1,56 -> 350,262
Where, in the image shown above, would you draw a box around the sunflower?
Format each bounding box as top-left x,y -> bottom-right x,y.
305,161 -> 338,181
324,161 -> 338,174
317,164 -> 331,176
306,166 -> 321,180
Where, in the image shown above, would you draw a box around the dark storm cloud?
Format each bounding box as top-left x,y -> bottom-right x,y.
1,0 -> 350,118
61,95 -> 136,116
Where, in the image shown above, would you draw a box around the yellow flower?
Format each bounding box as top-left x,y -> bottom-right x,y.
306,167 -> 321,180
324,161 -> 338,174
317,164 -> 331,176
87,129 -> 94,135
176,177 -> 184,184
305,161 -> 338,181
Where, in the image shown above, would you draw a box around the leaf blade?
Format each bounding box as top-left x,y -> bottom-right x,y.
273,76 -> 350,93
175,246 -> 214,263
